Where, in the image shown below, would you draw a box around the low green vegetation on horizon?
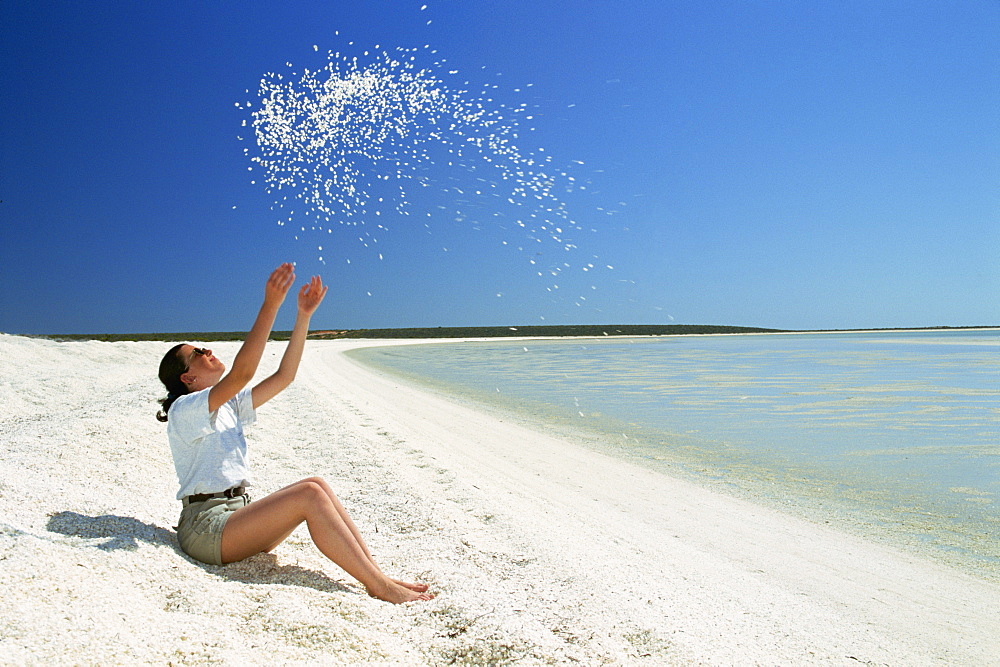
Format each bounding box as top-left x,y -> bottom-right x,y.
25,325 -> 782,342
308,324 -> 786,339
14,324 -> 995,343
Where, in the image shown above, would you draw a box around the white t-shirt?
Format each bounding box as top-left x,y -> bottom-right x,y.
167,387 -> 256,500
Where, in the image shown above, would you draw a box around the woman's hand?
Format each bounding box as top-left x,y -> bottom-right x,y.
297,275 -> 328,316
251,273 -> 328,408
264,263 -> 296,308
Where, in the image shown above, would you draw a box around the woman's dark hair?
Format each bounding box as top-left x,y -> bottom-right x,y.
156,343 -> 189,422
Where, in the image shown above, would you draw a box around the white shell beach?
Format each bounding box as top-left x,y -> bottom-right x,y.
1,333 -> 997,665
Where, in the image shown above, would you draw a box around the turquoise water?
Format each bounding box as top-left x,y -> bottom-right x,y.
349,331 -> 1000,578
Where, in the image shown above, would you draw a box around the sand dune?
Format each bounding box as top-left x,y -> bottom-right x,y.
1,333 -> 997,665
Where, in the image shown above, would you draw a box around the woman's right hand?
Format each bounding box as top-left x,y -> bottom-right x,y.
264,263 -> 296,307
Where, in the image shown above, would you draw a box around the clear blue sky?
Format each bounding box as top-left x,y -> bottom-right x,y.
2,1 -> 997,334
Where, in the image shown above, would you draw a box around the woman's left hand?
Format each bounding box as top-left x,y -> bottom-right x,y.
298,275 -> 328,316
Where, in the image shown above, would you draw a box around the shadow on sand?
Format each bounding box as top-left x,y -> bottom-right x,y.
46,511 -> 175,551
45,511 -> 351,595
217,552 -> 353,594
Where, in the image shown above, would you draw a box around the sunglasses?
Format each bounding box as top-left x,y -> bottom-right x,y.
186,347 -> 209,368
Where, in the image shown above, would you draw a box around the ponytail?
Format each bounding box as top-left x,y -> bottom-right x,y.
157,344 -> 189,422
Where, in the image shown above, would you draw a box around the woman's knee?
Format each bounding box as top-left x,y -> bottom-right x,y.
299,476 -> 339,499
292,478 -> 332,505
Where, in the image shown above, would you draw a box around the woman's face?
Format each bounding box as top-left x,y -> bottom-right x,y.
178,345 -> 226,389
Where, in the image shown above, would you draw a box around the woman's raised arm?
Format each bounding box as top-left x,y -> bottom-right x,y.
207,263 -> 296,413
252,274 -> 328,408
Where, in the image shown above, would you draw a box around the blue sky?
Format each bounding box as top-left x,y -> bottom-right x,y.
2,1 -> 997,334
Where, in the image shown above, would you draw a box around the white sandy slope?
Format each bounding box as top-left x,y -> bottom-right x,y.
1,333 -> 997,666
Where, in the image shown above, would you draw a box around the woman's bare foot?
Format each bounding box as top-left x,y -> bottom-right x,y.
392,578 -> 430,592
367,579 -> 434,604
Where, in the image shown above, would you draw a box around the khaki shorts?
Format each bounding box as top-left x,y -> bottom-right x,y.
176,495 -> 250,565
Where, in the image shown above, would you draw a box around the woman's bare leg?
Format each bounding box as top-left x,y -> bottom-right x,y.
220,479 -> 432,603
302,477 -> 429,592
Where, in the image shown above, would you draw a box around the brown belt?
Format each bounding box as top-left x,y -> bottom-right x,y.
183,485 -> 246,506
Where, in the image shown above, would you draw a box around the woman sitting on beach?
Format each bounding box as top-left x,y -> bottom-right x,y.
155,263 -> 432,603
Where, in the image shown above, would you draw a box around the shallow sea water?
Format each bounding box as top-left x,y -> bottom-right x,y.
349,331 -> 1000,579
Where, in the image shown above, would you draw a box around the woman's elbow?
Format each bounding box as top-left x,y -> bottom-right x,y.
224,366 -> 257,388
272,369 -> 297,388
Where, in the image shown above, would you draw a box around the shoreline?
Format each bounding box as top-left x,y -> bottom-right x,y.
348,333 -> 1000,583
2,333 -> 998,664
325,338 -> 1000,662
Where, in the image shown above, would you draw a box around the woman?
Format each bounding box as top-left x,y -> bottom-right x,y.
156,263 -> 432,603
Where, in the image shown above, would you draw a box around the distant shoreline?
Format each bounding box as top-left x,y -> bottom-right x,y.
8,324 -> 999,343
